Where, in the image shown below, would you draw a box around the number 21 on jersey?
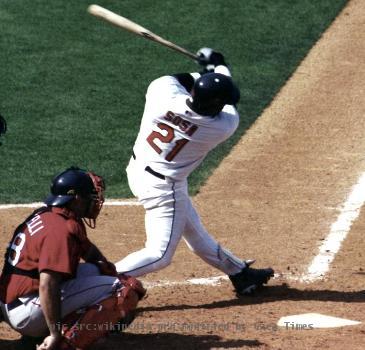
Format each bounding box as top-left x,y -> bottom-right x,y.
147,121 -> 198,162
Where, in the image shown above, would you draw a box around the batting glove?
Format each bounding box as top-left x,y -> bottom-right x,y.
196,47 -> 227,71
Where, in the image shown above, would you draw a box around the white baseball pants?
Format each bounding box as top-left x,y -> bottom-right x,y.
115,156 -> 245,277
0,263 -> 120,337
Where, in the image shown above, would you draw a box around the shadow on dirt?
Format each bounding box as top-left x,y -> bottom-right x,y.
0,339 -> 21,350
0,333 -> 264,350
140,284 -> 365,312
2,286 -> 363,350
95,333 -> 264,350
0,327 -> 264,350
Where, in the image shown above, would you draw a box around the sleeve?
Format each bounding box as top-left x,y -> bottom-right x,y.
220,108 -> 240,138
214,65 -> 232,77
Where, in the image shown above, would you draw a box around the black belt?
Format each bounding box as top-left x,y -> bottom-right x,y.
132,152 -> 165,180
6,298 -> 23,311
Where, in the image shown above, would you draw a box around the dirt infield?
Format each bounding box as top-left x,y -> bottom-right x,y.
1,0 -> 364,349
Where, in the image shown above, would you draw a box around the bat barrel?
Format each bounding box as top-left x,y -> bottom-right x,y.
88,4 -> 198,60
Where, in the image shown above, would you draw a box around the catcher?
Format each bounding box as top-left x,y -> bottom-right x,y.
0,167 -> 146,350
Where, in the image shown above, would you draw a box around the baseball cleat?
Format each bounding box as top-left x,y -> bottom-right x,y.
229,263 -> 274,296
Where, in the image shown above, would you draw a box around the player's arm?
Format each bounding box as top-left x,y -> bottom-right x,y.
82,241 -> 105,262
172,48 -> 231,93
38,270 -> 63,350
82,242 -> 117,276
171,73 -> 195,93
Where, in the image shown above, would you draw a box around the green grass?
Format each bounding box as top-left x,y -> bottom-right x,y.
0,0 -> 347,203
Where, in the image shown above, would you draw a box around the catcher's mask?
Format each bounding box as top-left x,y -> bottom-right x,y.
44,167 -> 105,228
188,73 -> 240,116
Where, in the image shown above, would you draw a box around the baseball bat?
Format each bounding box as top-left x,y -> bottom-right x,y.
87,4 -> 199,60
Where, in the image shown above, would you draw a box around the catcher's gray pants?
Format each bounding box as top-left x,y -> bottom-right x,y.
115,156 -> 245,277
0,263 -> 120,337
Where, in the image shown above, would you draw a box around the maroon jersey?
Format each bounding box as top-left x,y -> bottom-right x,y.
0,206 -> 92,304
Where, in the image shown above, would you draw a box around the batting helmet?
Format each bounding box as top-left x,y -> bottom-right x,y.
189,73 -> 240,116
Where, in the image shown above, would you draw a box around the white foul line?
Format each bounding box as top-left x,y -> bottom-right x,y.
143,275 -> 230,288
301,171 -> 365,282
0,199 -> 141,210
142,273 -> 292,288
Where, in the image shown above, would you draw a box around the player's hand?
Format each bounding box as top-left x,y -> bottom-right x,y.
96,260 -> 118,276
196,48 -> 227,68
36,334 -> 62,350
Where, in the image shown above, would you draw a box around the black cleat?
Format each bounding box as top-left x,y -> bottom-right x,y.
229,262 -> 274,296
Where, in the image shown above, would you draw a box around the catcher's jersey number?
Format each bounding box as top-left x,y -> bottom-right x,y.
7,214 -> 44,267
147,121 -> 198,161
8,232 -> 26,266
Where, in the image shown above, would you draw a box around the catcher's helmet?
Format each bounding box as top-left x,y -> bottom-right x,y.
44,167 -> 95,207
44,167 -> 105,227
189,73 -> 240,116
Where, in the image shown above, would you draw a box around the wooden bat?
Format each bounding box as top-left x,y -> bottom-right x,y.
87,4 -> 199,60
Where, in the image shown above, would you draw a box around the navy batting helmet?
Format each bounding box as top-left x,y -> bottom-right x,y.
189,73 -> 240,116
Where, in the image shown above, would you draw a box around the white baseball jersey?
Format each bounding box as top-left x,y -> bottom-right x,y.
132,69 -> 239,180
116,65 -> 245,278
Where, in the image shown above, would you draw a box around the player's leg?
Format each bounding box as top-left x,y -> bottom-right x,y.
16,264 -> 121,337
182,200 -> 274,295
182,198 -> 245,275
115,180 -> 188,277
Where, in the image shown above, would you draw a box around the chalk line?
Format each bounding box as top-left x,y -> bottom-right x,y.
143,275 -> 229,288
0,199 -> 141,210
301,171 -> 365,282
142,273 -> 292,288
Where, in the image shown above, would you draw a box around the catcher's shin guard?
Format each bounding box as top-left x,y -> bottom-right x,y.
59,276 -> 146,349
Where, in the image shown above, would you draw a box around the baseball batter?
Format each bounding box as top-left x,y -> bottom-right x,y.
0,167 -> 145,350
115,48 -> 274,295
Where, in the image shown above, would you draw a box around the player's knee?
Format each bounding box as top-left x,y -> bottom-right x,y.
147,248 -> 173,270
153,256 -> 172,270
